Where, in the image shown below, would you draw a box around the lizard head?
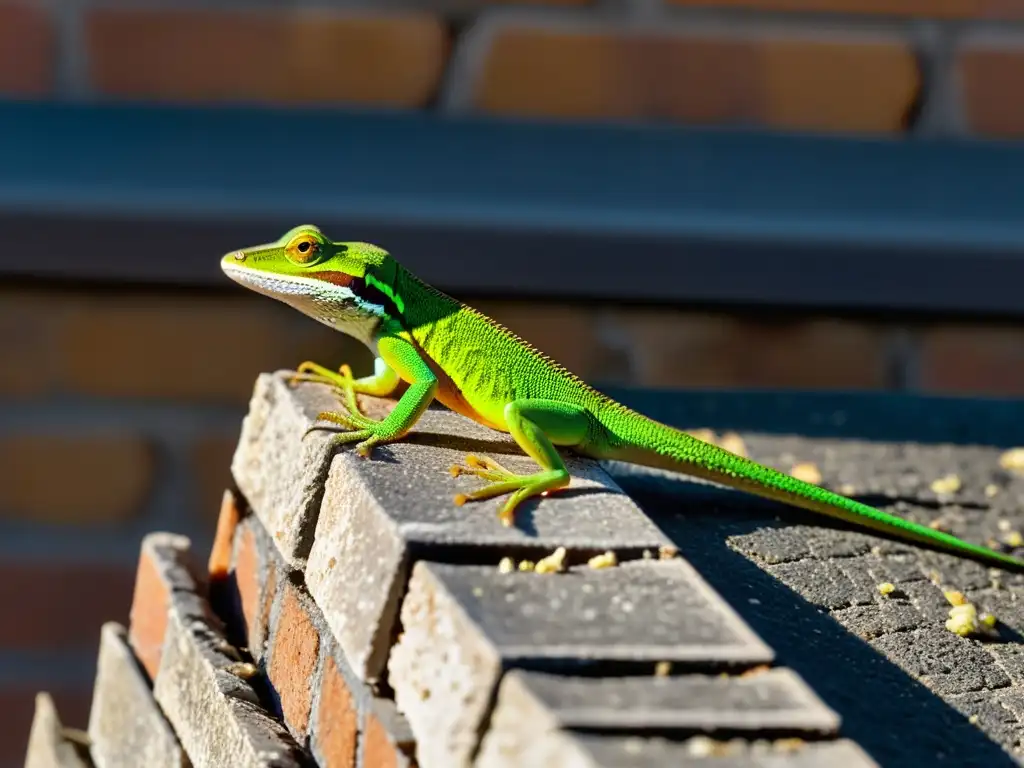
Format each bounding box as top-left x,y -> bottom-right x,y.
220,224 -> 400,334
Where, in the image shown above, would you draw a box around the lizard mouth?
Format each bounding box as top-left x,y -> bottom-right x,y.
220,261 -> 312,298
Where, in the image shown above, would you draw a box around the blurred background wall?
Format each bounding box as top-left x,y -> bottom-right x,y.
2,0 -> 1024,764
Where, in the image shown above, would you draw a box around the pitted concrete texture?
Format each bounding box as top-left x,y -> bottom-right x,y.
88,622 -> 188,768
388,559 -> 775,768
608,434 -> 1024,766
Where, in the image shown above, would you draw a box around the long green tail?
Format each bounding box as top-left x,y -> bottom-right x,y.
601,413 -> 1024,572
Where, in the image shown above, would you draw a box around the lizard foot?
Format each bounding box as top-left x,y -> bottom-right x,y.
289,362 -> 374,422
450,454 -> 570,527
303,410 -> 386,457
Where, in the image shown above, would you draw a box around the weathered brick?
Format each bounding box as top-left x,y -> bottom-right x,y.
0,560 -> 133,652
302,381 -> 673,683
484,668 -> 838,736
360,697 -> 415,768
61,293 -> 371,402
231,372 -> 374,569
917,323 -> 1024,397
192,435 -> 241,527
152,565 -> 307,768
0,291 -> 68,396
231,515 -> 279,658
665,0 -> 998,18
208,489 -> 242,582
607,311 -> 890,390
476,671 -> 869,767
389,560 -> 773,767
958,32 -> 1024,139
88,622 -> 188,768
129,533 -> 201,680
267,580 -> 320,742
6,688 -> 92,767
484,733 -> 880,768
313,654 -> 359,768
85,8 -> 448,107
0,4 -> 54,96
466,21 -> 918,133
0,434 -> 155,524
22,692 -> 91,768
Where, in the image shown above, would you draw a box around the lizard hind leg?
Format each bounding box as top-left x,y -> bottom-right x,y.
450,399 -> 591,526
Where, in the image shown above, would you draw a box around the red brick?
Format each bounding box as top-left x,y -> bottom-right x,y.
208,489 -> 241,582
60,293 -> 373,403
474,24 -> 918,133
605,311 -> 890,390
666,0 -> 1024,19
127,553 -> 167,682
0,434 -> 154,525
958,34 -> 1024,138
234,521 -> 261,644
3,687 -> 92,767
128,535 -> 198,681
0,4 -> 54,96
267,582 -> 320,739
0,291 -> 68,397
917,324 -> 1024,397
316,655 -> 359,768
231,518 -> 278,656
85,8 -> 448,107
362,709 -> 413,768
0,561 -> 133,652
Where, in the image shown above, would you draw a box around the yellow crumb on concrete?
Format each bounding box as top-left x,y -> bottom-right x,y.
588,551 -> 618,569
719,432 -> 748,457
535,546 -> 567,574
999,447 -> 1024,473
930,474 -> 962,495
790,462 -> 822,485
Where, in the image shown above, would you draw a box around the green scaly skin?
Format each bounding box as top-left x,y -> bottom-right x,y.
221,224 -> 1024,572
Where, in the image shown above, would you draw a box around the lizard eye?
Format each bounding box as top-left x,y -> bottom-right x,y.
285,235 -> 322,265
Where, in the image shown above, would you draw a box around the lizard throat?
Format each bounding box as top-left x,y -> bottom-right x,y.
221,263 -> 385,345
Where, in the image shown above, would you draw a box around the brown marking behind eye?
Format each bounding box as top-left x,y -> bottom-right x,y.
316,271 -> 355,287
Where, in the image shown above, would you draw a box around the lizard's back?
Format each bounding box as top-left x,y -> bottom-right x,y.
395,266 -> 608,430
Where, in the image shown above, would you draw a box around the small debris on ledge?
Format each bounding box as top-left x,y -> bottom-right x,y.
790,462 -> 822,485
999,447 -> 1024,474
719,432 -> 748,458
930,474 -> 962,495
535,546 -> 568,574
588,551 -> 619,569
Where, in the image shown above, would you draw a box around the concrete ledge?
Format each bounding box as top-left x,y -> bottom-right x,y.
483,668 -> 840,736
387,559 -> 777,767
233,373 -> 672,683
125,533 -> 307,768
23,693 -> 93,768
214,503 -> 418,768
88,622 -> 187,768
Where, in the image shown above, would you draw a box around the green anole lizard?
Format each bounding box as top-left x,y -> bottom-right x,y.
222,224 -> 1024,572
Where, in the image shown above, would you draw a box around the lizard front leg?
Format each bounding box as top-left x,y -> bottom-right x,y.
451,399 -> 591,526
305,336 -> 436,457
291,356 -> 400,423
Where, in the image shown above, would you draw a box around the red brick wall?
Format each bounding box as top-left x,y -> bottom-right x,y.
0,0 -> 1023,137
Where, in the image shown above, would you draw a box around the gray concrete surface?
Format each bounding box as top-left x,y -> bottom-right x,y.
608,434 -> 1024,766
